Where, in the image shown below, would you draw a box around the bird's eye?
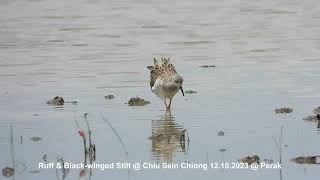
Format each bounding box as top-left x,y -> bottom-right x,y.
175,80 -> 179,83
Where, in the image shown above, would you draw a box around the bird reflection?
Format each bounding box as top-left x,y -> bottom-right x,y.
149,113 -> 189,161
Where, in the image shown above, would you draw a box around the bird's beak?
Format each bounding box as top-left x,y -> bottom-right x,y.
180,86 -> 184,96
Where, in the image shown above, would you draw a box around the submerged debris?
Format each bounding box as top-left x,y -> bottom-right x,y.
240,155 -> 260,164
218,131 -> 224,136
30,137 -> 42,142
127,97 -> 150,106
263,158 -> 274,163
275,107 -> 293,114
104,95 -> 115,99
42,154 -> 48,162
292,156 -> 320,164
219,148 -> 226,152
185,90 -> 197,94
200,65 -> 216,68
68,101 -> 78,105
2,167 -> 14,177
29,170 -> 40,174
313,106 -> 320,114
47,96 -> 64,105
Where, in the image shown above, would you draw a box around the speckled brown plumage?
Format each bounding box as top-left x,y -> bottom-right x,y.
147,57 -> 177,88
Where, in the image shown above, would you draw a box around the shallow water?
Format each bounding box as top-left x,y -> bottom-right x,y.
1,0 -> 320,179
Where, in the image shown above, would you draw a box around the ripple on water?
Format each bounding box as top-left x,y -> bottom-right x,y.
43,15 -> 85,19
167,40 -> 215,45
59,27 -> 98,31
141,25 -> 168,29
63,75 -> 97,79
0,63 -> 42,67
98,72 -> 140,75
96,85 -> 143,89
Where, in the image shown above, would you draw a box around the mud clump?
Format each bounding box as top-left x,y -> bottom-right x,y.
240,155 -> 260,164
292,156 -> 320,164
2,167 -> 14,177
47,96 -> 64,106
127,97 -> 150,106
275,107 -> 293,114
104,95 -> 115,99
46,96 -> 77,105
185,90 -> 197,94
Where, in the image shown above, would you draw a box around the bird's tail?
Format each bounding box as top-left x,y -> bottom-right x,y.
147,57 -> 170,71
154,57 -> 170,66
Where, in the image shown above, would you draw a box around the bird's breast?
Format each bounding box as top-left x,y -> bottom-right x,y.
152,80 -> 179,99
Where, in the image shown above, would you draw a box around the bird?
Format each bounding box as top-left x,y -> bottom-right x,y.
147,57 -> 184,111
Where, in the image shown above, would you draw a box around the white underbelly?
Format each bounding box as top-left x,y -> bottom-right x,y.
152,80 -> 179,99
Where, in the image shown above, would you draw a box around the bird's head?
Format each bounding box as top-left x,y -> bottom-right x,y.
171,74 -> 184,96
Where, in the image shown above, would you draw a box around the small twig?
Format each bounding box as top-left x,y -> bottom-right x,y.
9,124 -> 15,180
82,136 -> 88,165
56,157 -> 69,180
301,127 -> 304,156
74,112 -> 80,129
75,112 -> 88,165
101,114 -> 128,155
55,166 -> 60,180
273,137 -> 280,151
221,151 -> 225,163
279,126 -> 283,164
273,126 -> 283,161
83,113 -> 96,164
84,113 -> 92,147
206,152 -> 209,163
273,126 -> 284,180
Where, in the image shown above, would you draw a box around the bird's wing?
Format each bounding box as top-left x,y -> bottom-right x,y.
147,57 -> 177,89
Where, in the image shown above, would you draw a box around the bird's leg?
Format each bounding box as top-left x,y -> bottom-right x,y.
163,99 -> 168,110
167,98 -> 173,111
164,98 -> 171,112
